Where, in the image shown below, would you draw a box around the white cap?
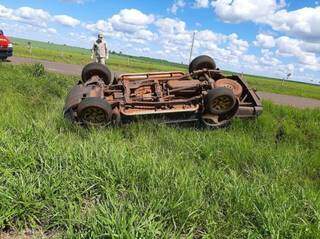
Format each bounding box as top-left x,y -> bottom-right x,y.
98,33 -> 104,39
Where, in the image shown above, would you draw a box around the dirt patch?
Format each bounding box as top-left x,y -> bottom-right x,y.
0,229 -> 60,239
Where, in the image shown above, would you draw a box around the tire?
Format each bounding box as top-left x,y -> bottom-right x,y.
0,57 -> 7,61
206,87 -> 236,115
64,108 -> 76,123
81,62 -> 112,85
189,55 -> 216,73
201,100 -> 239,129
77,98 -> 112,126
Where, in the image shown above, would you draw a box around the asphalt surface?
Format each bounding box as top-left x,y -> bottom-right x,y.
6,56 -> 320,109
9,56 -> 83,76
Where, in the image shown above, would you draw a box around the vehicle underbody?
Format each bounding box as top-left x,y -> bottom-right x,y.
64,56 -> 263,128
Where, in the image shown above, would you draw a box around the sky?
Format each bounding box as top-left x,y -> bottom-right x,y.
0,0 -> 319,84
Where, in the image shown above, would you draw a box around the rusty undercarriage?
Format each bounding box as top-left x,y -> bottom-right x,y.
64,55 -> 263,128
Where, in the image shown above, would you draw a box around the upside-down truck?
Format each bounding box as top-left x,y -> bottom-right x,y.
64,55 -> 263,129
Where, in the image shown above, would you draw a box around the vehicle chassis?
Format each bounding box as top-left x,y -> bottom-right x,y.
64,68 -> 263,127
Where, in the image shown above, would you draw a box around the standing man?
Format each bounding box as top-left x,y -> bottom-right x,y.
91,33 -> 109,65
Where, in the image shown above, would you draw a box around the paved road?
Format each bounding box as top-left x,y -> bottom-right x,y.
6,56 -> 320,109
9,56 -> 83,76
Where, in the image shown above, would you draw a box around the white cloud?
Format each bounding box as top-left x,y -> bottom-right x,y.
194,0 -> 209,8
170,0 -> 186,14
227,33 -> 249,55
54,15 -> 80,27
265,7 -> 320,42
196,29 -> 227,43
109,9 -> 154,33
40,27 -> 58,34
259,49 -> 281,67
275,36 -> 320,71
0,4 -> 81,28
47,28 -> 57,34
84,9 -> 156,45
242,54 -> 258,64
301,42 -> 320,54
211,1 -> 320,43
0,5 -> 50,27
254,34 -> 276,48
211,0 -> 284,23
154,17 -> 252,65
15,7 -> 50,23
60,0 -> 90,3
155,18 -> 187,34
0,5 -> 13,19
134,29 -> 156,41
84,20 -> 111,33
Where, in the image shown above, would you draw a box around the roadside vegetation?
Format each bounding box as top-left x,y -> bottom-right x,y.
0,63 -> 319,238
12,38 -> 187,73
245,74 -> 320,101
12,38 -> 320,101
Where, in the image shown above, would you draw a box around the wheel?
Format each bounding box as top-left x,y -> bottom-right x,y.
189,55 -> 216,73
215,78 -> 243,98
201,100 -> 239,129
206,88 -> 236,115
201,114 -> 231,129
0,57 -> 7,61
81,62 -> 112,85
77,98 -> 112,126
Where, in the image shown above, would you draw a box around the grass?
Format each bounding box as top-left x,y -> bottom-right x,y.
245,74 -> 320,101
0,63 -> 320,238
12,38 -> 187,73
11,38 -> 320,100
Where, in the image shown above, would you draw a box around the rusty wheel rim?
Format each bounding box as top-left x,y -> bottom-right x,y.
202,114 -> 229,128
211,96 -> 234,112
202,114 -> 219,125
223,84 -> 234,91
80,107 -> 108,125
215,79 -> 244,97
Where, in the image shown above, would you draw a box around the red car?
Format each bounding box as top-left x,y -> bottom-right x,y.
0,30 -> 13,60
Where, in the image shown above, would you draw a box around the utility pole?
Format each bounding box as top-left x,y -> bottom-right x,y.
189,31 -> 196,64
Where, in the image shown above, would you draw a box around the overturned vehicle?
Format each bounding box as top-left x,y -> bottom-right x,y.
64,56 -> 263,129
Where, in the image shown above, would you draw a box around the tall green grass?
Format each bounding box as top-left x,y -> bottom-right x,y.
0,64 -> 320,238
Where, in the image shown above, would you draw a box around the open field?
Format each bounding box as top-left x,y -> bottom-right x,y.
11,37 -> 320,101
12,38 -> 187,73
0,63 -> 320,238
245,75 -> 320,101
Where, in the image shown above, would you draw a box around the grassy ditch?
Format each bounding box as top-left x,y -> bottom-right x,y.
0,64 -> 320,238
